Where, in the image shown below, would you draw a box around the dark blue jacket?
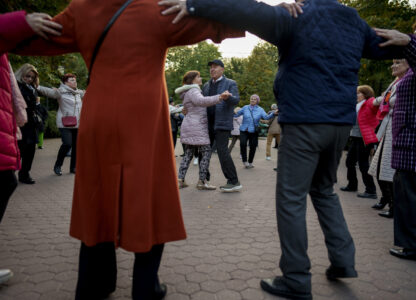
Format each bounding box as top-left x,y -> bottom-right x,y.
187,0 -> 403,124
202,76 -> 240,131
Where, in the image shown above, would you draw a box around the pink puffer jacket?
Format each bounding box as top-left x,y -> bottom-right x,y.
0,11 -> 33,171
177,85 -> 221,145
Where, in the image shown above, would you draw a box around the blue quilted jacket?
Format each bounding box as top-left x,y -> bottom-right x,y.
187,0 -> 404,124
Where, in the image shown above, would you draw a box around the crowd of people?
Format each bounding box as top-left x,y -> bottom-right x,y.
1,0 -> 416,300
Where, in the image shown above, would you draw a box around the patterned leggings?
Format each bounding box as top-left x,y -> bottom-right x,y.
178,144 -> 212,181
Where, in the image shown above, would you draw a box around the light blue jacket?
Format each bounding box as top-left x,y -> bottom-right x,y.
235,105 -> 274,133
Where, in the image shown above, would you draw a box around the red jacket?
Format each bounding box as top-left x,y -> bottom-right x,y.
358,97 -> 379,145
0,11 -> 33,171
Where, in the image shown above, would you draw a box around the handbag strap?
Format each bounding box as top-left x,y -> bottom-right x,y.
87,0 -> 134,85
248,107 -> 257,128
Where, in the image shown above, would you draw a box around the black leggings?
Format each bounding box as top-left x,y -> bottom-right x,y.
75,242 -> 164,300
0,170 -> 17,223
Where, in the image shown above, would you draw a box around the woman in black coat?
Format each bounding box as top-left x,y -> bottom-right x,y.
14,63 -> 42,184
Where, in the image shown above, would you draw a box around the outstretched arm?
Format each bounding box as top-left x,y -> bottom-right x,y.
159,0 -> 301,45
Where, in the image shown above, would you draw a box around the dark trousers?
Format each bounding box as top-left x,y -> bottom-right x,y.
393,171 -> 416,250
378,180 -> 393,208
201,129 -> 238,184
172,130 -> 177,148
0,170 -> 17,223
56,128 -> 78,170
239,131 -> 258,163
17,140 -> 36,179
277,124 -> 355,293
75,242 -> 164,300
345,137 -> 376,193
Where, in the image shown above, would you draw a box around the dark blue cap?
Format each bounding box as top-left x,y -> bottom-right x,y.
208,59 -> 224,68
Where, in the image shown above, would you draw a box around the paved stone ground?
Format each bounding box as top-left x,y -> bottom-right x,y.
1,138 -> 416,300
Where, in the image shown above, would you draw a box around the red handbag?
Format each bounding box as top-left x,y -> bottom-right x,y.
62,115 -> 77,127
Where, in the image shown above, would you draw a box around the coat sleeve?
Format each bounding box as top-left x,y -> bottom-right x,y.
11,3 -> 79,56
226,79 -> 240,106
0,11 -> 34,53
37,86 -> 61,99
262,110 -> 275,120
188,89 -> 221,107
186,0 -> 292,45
9,62 -> 27,127
361,19 -> 404,60
403,35 -> 416,73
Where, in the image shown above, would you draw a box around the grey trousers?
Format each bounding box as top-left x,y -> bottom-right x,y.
276,124 -> 355,293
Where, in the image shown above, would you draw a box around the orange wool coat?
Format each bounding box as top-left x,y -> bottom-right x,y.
11,0 -> 243,252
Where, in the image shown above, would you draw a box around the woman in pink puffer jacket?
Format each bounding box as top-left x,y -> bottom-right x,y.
175,71 -> 230,190
0,10 -> 61,285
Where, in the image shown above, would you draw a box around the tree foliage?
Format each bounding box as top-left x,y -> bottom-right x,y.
341,0 -> 415,95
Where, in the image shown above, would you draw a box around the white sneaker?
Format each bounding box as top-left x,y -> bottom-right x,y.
197,180 -> 216,190
193,158 -> 199,165
244,162 -> 250,168
266,156 -> 271,161
0,269 -> 13,284
247,163 -> 254,169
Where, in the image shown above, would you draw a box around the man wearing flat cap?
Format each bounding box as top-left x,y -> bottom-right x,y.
202,59 -> 242,192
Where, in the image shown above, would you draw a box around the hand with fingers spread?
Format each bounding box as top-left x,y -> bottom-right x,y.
26,13 -> 62,39
374,28 -> 411,47
158,0 -> 188,24
278,0 -> 304,18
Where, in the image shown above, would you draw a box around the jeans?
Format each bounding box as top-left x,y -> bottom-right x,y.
56,128 -> 78,170
240,131 -> 258,163
276,124 -> 355,293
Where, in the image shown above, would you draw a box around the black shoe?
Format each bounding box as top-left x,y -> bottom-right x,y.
379,210 -> 393,218
357,192 -> 377,199
273,168 -> 278,172
372,200 -> 388,210
326,265 -> 358,281
70,168 -> 76,174
38,146 -> 43,149
19,176 -> 35,184
154,283 -> 167,300
389,248 -> 416,260
260,277 -> 312,300
340,186 -> 357,192
54,165 -> 62,176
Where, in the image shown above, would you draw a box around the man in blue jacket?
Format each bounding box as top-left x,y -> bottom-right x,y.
159,0 -> 405,298
202,59 -> 242,192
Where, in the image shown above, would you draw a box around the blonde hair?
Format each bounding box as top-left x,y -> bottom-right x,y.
15,63 -> 39,88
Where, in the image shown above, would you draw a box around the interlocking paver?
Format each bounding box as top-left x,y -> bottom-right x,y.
1,138 -> 416,299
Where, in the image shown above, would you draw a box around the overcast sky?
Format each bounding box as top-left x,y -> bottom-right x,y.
218,0 -> 416,58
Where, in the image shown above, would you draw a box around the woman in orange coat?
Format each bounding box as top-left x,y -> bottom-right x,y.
8,0 -> 242,298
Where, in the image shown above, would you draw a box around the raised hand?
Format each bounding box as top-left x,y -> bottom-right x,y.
374,28 -> 411,47
26,13 -> 62,40
158,0 -> 188,24
278,0 -> 304,18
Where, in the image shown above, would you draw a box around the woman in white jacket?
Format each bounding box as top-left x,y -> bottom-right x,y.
37,74 -> 84,175
175,71 -> 230,190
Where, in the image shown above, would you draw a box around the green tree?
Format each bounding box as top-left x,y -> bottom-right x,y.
165,41 -> 221,102
236,42 -> 279,110
341,0 -> 415,94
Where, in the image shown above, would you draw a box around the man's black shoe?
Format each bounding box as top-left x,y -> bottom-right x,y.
326,265 -> 358,281
390,248 -> 416,260
54,165 -> 62,176
379,210 -> 393,218
357,192 -> 377,199
340,186 -> 357,192
260,277 -> 312,300
273,168 -> 278,171
154,283 -> 167,299
18,176 -> 35,184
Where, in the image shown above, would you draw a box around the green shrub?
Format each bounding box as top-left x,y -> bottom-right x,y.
44,110 -> 61,138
